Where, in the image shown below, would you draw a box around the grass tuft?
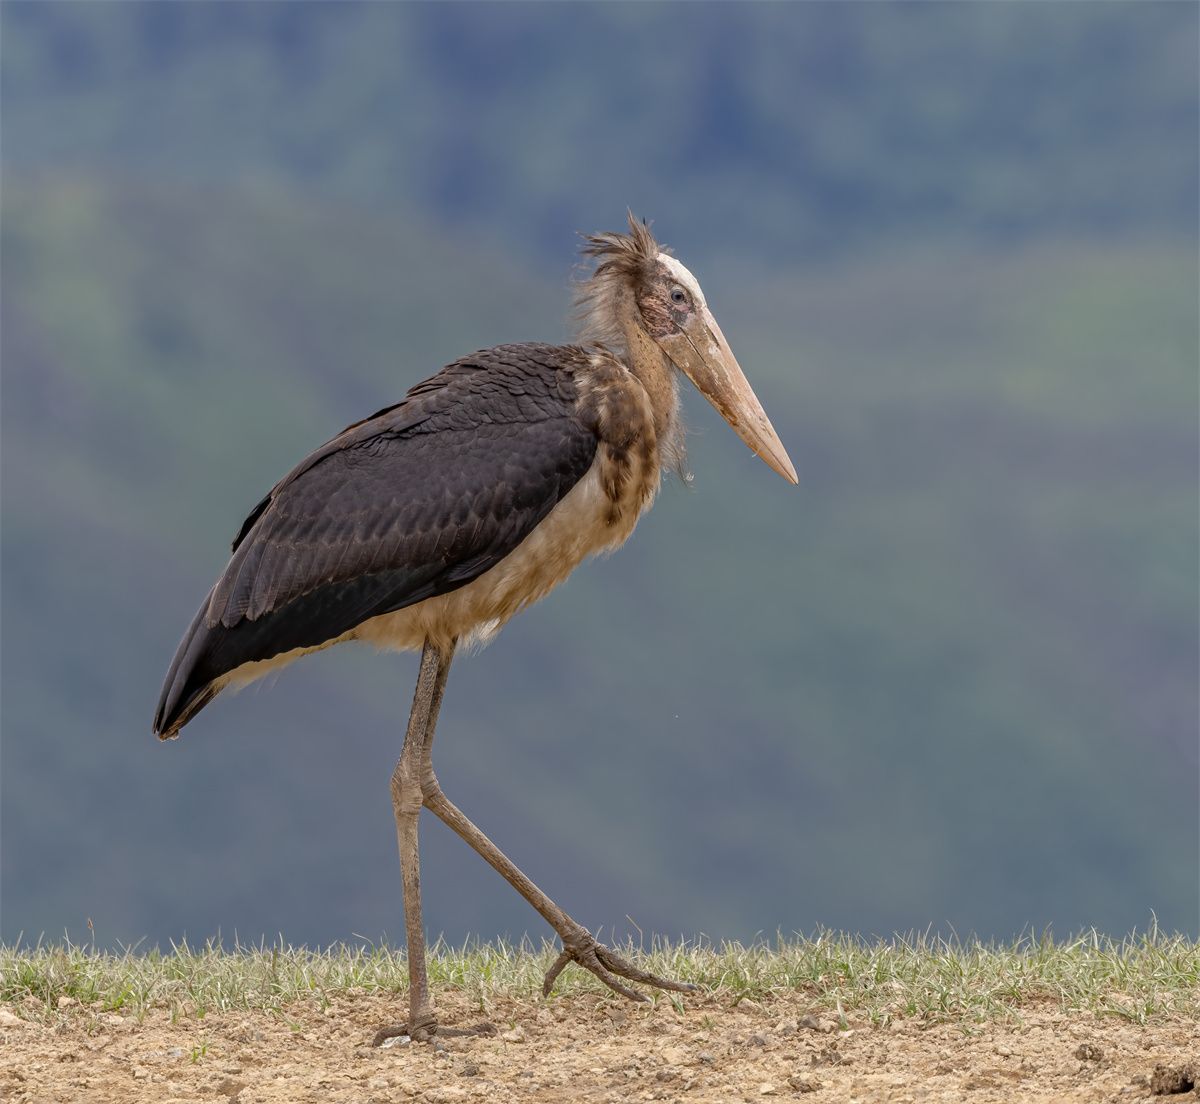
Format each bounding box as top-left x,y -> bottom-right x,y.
1,929 -> 1195,1025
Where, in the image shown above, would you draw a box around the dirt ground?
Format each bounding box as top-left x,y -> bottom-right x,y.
1,991 -> 1196,1104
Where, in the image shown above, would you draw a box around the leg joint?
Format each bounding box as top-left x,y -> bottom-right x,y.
389,757 -> 423,815
419,763 -> 442,805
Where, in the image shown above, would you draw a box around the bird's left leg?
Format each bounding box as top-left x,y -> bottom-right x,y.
374,639 -> 496,1047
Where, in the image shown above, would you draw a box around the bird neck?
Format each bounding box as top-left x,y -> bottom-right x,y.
615,289 -> 679,445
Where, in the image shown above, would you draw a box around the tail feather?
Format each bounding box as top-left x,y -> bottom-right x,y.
153,593 -> 221,739
154,562 -> 460,739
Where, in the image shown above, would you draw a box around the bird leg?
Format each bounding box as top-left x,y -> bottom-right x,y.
412,642 -> 696,1004
380,637 -> 693,1048
423,783 -> 696,1002
381,640 -> 495,1045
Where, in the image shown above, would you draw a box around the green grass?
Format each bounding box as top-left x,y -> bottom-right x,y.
2,930 -> 1196,1027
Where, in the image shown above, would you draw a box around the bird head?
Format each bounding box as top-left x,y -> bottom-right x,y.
579,213 -> 797,484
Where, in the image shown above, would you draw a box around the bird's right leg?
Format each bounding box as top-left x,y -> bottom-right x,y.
423,784 -> 696,1002
414,693 -> 695,1002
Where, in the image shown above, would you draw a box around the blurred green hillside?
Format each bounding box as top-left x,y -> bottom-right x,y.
2,3 -> 1194,260
4,177 -> 1194,945
2,3 -> 1196,947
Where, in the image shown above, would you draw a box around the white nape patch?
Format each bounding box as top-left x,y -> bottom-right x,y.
657,253 -> 706,307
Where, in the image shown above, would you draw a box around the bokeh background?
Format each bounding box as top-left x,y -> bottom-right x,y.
2,3 -> 1197,951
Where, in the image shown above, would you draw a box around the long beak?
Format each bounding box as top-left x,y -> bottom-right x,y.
657,312 -> 798,484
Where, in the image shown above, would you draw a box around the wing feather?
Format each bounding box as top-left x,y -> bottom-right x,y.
154,344 -> 598,737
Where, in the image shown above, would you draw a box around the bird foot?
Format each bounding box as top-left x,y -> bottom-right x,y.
543,933 -> 699,1002
372,1020 -> 497,1047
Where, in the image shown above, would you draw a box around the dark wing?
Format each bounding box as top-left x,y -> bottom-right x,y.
154,343 -> 597,737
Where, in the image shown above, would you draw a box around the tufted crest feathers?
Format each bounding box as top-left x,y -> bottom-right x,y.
574,212 -> 669,349
580,210 -> 665,280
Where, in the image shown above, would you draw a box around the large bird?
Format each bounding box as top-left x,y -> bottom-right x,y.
154,214 -> 796,1040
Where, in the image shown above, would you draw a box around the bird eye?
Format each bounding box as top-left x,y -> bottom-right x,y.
670,287 -> 687,306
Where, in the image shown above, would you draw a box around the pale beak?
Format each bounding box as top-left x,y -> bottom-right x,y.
656,311 -> 798,484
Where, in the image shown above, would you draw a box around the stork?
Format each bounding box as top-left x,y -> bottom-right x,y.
153,215 -> 797,1040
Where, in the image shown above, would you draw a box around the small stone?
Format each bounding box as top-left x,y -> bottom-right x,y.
995,1044 -> 1013,1057
425,1089 -> 467,1104
215,1078 -> 244,1100
1074,1043 -> 1102,1062
788,1075 -> 820,1093
378,1034 -> 410,1049
0,1009 -> 23,1026
1149,1063 -> 1196,1095
759,1083 -> 778,1096
661,1046 -> 688,1066
811,1044 -> 846,1067
501,1027 -> 526,1043
56,996 -> 77,1010
132,1065 -> 150,1080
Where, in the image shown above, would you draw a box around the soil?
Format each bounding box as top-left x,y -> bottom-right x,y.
1,991 -> 1196,1103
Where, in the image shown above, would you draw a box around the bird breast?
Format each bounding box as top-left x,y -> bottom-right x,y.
355,358 -> 662,654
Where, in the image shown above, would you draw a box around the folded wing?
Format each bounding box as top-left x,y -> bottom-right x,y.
154,344 -> 597,737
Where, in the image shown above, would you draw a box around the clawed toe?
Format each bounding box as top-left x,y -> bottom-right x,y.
372,1020 -> 496,1046
438,1021 -> 497,1038
373,1022 -> 418,1047
543,937 -> 699,1001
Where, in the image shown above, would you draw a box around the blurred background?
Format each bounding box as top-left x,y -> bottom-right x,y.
2,3 -> 1196,951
